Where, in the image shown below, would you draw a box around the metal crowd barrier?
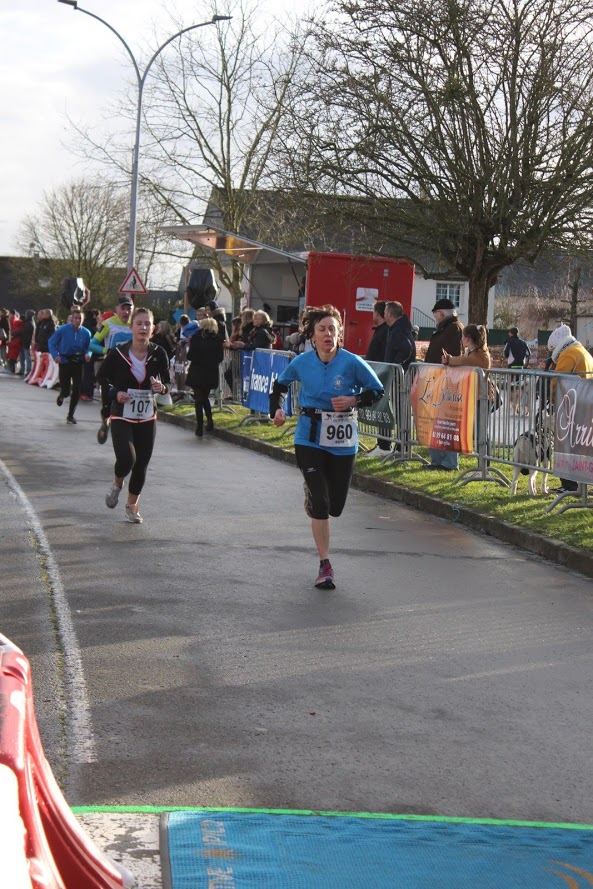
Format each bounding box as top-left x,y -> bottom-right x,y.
213,350 -> 593,512
358,362 -> 411,463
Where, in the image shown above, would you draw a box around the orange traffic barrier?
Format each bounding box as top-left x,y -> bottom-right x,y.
27,352 -> 49,386
0,634 -> 133,889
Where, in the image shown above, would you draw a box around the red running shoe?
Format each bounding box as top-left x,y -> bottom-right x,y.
315,562 -> 335,590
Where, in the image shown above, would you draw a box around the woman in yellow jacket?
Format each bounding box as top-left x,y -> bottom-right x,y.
548,324 -> 593,377
547,324 -> 593,493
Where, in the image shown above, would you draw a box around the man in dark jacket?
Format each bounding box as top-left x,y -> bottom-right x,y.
424,298 -> 464,471
424,298 -> 464,364
33,308 -> 55,353
503,327 -> 531,368
365,301 -> 388,362
384,301 -> 416,369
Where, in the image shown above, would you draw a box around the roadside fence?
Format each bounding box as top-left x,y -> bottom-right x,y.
20,342 -> 592,517
218,350 -> 593,516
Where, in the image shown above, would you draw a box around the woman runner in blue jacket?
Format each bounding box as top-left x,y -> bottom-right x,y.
270,304 -> 383,590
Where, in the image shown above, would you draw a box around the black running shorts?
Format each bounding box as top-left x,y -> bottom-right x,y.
295,445 -> 356,520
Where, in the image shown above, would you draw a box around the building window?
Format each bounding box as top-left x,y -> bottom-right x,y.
435,282 -> 461,307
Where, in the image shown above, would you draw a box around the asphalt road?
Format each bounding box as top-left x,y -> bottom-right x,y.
1,374 -> 593,825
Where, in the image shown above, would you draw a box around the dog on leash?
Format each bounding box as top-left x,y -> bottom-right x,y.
510,414 -> 552,496
509,379 -> 530,417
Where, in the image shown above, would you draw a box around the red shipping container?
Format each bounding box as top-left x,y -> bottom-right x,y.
305,253 -> 415,355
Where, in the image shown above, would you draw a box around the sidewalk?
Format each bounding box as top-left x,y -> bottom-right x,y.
159,409 -> 593,581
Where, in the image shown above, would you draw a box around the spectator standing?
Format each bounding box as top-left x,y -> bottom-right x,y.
20,310 -> 35,377
80,309 -> 101,400
442,324 -> 491,372
229,316 -> 243,343
365,301 -> 388,362
243,310 -> 275,350
504,327 -> 531,368
228,308 -> 255,350
424,298 -> 464,471
186,317 -> 224,437
6,310 -> 23,374
205,300 -> 229,342
0,308 -> 9,367
152,321 -> 177,359
384,301 -> 416,370
547,324 -> 593,493
33,309 -> 56,354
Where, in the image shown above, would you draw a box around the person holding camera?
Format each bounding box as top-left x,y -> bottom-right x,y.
48,308 -> 92,424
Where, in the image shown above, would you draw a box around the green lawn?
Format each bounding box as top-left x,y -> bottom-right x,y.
162,402 -> 593,554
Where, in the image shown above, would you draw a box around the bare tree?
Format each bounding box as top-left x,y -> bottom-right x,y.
18,179 -> 130,310
71,1 -> 307,314
277,0 -> 593,323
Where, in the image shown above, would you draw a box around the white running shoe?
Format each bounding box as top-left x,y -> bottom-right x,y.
125,504 -> 143,524
105,483 -> 122,509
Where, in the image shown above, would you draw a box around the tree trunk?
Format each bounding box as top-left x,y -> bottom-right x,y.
568,266 -> 581,334
466,269 -> 492,326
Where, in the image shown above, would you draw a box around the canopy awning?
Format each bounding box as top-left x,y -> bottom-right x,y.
162,224 -> 307,267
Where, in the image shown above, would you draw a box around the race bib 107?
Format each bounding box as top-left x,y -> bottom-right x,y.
122,388 -> 155,420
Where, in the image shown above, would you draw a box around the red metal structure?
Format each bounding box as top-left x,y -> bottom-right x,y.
305,252 -> 415,355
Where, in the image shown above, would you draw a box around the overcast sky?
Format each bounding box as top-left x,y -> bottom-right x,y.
0,0 -> 309,287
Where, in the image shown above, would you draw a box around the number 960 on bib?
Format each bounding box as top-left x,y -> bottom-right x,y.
319,411 -> 357,448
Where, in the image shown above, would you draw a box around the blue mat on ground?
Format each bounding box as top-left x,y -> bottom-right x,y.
161,810 -> 593,888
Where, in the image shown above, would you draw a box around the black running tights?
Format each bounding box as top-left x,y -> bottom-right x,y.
110,420 -> 157,495
295,445 -> 356,520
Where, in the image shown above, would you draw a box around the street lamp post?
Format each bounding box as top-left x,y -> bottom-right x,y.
57,0 -> 231,274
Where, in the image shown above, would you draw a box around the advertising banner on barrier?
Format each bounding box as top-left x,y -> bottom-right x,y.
245,350 -> 293,415
241,353 -> 253,407
410,365 -> 477,452
359,362 -> 395,431
554,375 -> 593,483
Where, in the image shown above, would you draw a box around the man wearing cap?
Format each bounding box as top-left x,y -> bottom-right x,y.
547,324 -> 593,493
424,298 -> 464,364
423,298 -> 464,471
89,296 -> 134,443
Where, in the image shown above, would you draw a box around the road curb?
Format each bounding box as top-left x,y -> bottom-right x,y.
159,409 -> 593,580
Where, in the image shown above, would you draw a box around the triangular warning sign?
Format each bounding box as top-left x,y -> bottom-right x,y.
118,267 -> 147,295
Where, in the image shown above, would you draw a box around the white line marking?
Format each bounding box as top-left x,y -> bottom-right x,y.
0,457 -> 96,763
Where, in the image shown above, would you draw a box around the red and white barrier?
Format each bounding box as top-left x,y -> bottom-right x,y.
40,357 -> 59,389
0,764 -> 33,888
0,634 -> 134,889
24,353 -> 40,384
27,353 -> 50,386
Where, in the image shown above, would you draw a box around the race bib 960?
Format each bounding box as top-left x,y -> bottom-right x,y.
319,411 -> 357,448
